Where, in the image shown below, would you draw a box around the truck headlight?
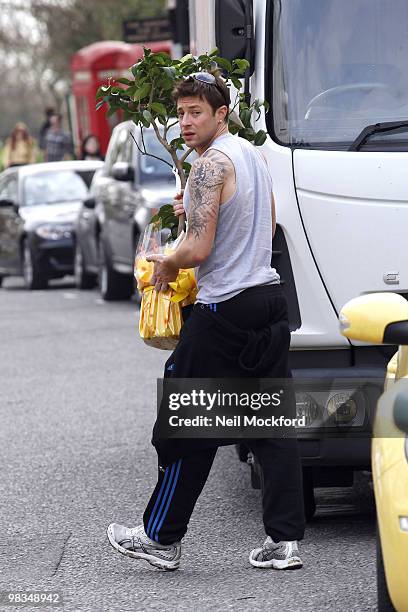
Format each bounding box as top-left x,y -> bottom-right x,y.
326,392 -> 358,424
35,224 -> 73,240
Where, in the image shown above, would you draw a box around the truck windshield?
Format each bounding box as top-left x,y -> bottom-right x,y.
270,0 -> 408,149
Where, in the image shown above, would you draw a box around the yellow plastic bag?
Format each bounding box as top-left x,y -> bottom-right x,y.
135,225 -> 197,350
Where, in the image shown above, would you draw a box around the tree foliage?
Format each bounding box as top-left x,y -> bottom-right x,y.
97,48 -> 269,233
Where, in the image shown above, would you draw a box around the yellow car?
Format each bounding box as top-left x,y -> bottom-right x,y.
340,293 -> 408,612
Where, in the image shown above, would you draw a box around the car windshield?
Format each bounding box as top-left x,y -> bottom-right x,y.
139,129 -> 178,183
23,170 -> 94,206
270,0 -> 408,149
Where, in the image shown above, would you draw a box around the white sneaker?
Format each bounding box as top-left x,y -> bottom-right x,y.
249,536 -> 303,570
107,523 -> 181,571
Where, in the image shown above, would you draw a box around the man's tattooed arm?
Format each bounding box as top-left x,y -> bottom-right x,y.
187,149 -> 232,240
168,149 -> 233,269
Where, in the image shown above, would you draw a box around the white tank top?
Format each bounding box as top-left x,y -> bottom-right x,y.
183,133 -> 280,304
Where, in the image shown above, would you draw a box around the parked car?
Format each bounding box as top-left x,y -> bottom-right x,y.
340,292 -> 408,612
74,121 -> 187,300
0,160 -> 103,289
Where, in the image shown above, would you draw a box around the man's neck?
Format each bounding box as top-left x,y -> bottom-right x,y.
196,125 -> 229,156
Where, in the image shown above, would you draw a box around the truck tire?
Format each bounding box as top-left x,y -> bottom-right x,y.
302,467 -> 317,522
22,239 -> 48,290
377,526 -> 396,611
99,240 -> 134,301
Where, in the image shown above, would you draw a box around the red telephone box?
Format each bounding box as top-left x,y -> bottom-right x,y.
71,40 -> 171,156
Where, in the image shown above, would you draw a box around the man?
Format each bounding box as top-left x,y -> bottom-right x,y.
44,113 -> 72,162
107,73 -> 305,571
38,107 -> 55,152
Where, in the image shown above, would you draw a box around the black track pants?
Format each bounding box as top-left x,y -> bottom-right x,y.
143,437 -> 305,545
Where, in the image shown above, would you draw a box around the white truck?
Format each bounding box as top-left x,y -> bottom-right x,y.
183,0 -> 408,517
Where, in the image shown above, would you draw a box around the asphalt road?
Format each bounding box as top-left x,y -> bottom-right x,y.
0,277 -> 377,612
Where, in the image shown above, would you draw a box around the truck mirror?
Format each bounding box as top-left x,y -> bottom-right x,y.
339,293 -> 408,344
215,0 -> 255,76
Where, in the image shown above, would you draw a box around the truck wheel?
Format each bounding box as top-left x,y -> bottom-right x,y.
377,526 -> 396,611
22,240 -> 48,290
99,241 -> 134,301
74,242 -> 96,290
302,467 -> 317,522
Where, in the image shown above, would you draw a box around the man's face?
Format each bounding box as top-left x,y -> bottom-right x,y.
50,115 -> 60,128
177,96 -> 226,151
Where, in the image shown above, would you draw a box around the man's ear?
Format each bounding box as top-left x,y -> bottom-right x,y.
216,106 -> 228,123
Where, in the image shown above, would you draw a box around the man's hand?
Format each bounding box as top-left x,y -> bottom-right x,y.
173,190 -> 185,217
146,253 -> 179,292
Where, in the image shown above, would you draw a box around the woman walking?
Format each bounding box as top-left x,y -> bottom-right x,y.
3,122 -> 37,168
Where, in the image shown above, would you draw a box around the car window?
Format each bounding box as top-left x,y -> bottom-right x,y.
135,127 -> 189,183
6,175 -> 18,201
104,127 -> 131,176
103,129 -> 120,175
23,170 -> 92,206
115,128 -> 132,164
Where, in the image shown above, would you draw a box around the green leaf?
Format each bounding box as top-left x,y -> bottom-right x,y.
182,161 -> 192,175
143,110 -> 153,123
131,63 -> 141,77
163,66 -> 177,79
208,48 -> 219,57
96,85 -> 111,99
254,130 -> 267,146
116,77 -> 133,85
240,109 -> 252,128
106,106 -> 118,117
230,76 -> 243,90
150,102 -> 167,116
213,56 -> 232,72
133,83 -> 151,101
233,58 -> 250,73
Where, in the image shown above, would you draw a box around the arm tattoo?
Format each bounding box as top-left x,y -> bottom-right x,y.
187,149 -> 231,239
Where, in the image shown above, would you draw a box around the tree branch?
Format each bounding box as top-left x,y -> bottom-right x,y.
180,147 -> 194,163
129,130 -> 173,168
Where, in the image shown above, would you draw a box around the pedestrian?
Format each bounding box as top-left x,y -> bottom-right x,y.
80,134 -> 103,161
44,113 -> 73,162
38,107 -> 55,152
107,72 -> 305,571
2,122 -> 37,168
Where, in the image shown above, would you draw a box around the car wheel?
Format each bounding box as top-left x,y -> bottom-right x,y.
302,467 -> 317,522
377,525 -> 396,611
99,240 -> 134,301
74,242 -> 96,290
22,240 -> 48,290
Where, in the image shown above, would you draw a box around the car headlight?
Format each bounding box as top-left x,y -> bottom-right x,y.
296,393 -> 321,427
35,224 -> 73,240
